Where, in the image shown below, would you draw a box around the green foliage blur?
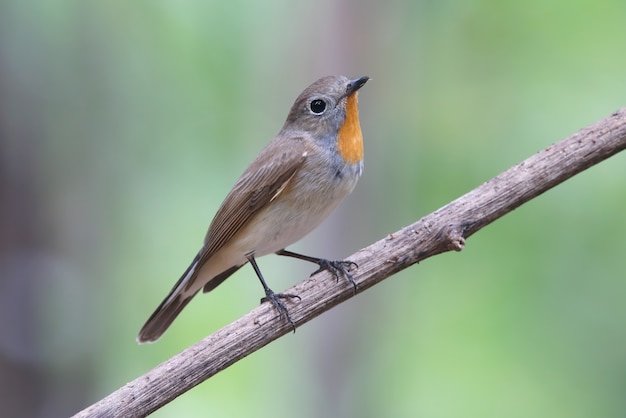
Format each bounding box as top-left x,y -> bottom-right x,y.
1,1 -> 625,417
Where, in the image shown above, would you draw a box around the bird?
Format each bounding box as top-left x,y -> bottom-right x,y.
137,75 -> 369,343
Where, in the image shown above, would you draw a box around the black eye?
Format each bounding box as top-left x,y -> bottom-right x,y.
309,99 -> 326,114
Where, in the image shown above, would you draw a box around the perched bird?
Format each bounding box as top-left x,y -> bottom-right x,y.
137,75 -> 369,343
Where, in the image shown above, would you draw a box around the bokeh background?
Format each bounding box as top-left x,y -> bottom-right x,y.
1,1 -> 625,417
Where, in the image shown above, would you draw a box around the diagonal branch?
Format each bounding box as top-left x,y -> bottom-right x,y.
73,108 -> 626,418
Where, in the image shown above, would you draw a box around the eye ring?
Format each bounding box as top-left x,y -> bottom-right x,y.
309,99 -> 327,114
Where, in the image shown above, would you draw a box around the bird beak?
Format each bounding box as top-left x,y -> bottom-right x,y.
346,76 -> 369,96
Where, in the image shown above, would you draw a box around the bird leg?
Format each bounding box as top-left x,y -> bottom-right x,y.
247,255 -> 300,332
275,249 -> 358,294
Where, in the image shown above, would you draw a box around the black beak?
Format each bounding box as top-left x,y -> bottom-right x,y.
346,76 -> 369,96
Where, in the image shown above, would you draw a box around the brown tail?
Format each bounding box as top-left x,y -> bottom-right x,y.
136,291 -> 198,343
136,252 -> 202,343
137,253 -> 245,343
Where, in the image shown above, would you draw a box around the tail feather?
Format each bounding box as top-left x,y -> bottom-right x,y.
136,291 -> 197,343
137,252 -> 201,343
137,252 -> 244,343
202,264 -> 243,293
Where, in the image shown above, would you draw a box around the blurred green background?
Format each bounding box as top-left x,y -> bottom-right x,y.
1,0 -> 625,417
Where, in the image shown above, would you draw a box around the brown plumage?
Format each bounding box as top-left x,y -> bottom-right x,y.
137,75 -> 369,343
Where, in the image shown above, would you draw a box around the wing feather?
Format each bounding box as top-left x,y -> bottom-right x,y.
199,137 -> 308,268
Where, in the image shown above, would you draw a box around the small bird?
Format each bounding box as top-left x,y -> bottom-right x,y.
137,75 -> 369,343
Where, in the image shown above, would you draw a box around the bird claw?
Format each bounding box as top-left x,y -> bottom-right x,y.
311,259 -> 359,294
260,292 -> 300,332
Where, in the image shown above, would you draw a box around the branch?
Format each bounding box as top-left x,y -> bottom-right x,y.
73,108 -> 626,418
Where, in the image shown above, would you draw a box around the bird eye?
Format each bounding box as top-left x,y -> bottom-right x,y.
309,99 -> 327,114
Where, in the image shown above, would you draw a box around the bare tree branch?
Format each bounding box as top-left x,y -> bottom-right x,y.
73,108 -> 626,418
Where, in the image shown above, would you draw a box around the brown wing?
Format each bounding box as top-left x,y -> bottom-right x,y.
198,136 -> 308,266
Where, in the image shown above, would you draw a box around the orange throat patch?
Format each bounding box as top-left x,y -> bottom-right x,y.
337,93 -> 363,165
